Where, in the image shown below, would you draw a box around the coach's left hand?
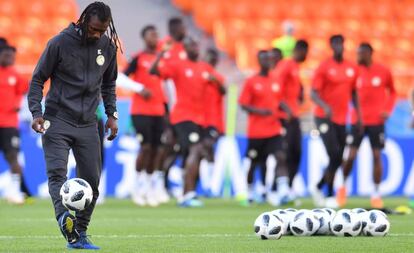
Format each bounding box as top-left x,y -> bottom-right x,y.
105,117 -> 118,141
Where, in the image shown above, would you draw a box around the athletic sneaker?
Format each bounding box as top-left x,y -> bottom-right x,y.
370,196 -> 384,209
310,186 -> 325,207
325,197 -> 339,209
155,187 -> 170,204
5,191 -> 25,205
67,231 -> 100,250
58,211 -> 79,243
132,193 -> 147,206
145,191 -> 159,207
409,198 -> 414,209
179,198 -> 204,208
336,186 -> 347,207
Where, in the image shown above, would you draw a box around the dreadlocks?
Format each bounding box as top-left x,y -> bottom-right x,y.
76,1 -> 122,52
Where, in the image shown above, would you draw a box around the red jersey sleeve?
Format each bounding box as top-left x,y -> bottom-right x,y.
239,78 -> 252,106
312,62 -> 326,91
384,68 -> 396,114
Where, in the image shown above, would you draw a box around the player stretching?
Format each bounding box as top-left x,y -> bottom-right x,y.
311,35 -> 360,208
28,2 -> 119,249
124,25 -> 169,206
239,50 -> 290,205
150,37 -> 215,207
337,43 -> 396,208
273,40 -> 308,201
0,45 -> 29,204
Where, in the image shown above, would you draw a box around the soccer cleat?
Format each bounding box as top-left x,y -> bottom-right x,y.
336,186 -> 347,207
5,192 -> 25,205
155,187 -> 170,204
67,231 -> 100,250
179,198 -> 204,208
324,197 -> 339,209
132,193 -> 147,206
145,191 -> 159,207
58,211 -> 79,243
409,199 -> 414,209
370,196 -> 384,209
310,186 -> 325,207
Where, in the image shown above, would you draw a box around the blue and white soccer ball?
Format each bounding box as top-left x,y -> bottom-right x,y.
271,209 -> 296,235
361,210 -> 390,237
312,209 -> 332,235
331,209 -> 362,237
60,178 -> 93,211
290,209 -> 320,236
254,212 -> 284,240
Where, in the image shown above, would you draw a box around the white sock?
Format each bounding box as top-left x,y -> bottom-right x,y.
11,173 -> 21,193
136,171 -> 148,194
276,176 -> 289,197
248,184 -> 254,200
183,191 -> 196,201
372,184 -> 381,198
155,171 -> 165,190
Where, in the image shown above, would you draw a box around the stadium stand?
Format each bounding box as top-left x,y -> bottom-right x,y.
173,0 -> 414,98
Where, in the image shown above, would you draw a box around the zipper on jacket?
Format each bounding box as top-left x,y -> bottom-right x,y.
78,46 -> 89,126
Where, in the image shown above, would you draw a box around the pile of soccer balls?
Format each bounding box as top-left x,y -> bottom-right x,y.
254,208 -> 390,240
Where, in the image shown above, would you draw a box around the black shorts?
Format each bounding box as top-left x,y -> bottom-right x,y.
203,126 -> 220,141
131,115 -> 165,146
246,135 -> 286,161
0,128 -> 20,153
173,121 -> 203,153
348,124 -> 385,149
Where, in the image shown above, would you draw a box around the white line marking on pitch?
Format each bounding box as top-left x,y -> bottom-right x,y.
0,233 -> 414,240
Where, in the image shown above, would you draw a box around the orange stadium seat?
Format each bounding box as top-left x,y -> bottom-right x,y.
223,0 -> 252,19
193,0 -> 223,34
213,18 -> 248,57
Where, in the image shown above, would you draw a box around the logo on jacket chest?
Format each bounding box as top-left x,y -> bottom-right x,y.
96,49 -> 105,66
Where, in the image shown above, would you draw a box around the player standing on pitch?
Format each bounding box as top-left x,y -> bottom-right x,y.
273,40 -> 308,202
150,37 -> 216,207
124,25 -> 170,207
27,2 -> 119,249
337,43 -> 396,208
0,45 -> 29,204
239,50 -> 290,205
310,35 -> 360,208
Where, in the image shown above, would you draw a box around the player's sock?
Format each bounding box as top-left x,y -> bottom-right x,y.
6,173 -> 24,204
247,184 -> 254,202
276,176 -> 290,205
372,184 -> 381,198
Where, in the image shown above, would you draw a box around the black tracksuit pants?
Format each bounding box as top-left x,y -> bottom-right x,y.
42,116 -> 101,232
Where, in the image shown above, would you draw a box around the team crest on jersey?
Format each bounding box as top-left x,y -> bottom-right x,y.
346,68 -> 355,77
185,69 -> 193,77
96,55 -> 105,66
179,51 -> 187,60
8,76 -> 17,86
271,83 -> 280,92
372,76 -> 381,87
202,71 -> 209,80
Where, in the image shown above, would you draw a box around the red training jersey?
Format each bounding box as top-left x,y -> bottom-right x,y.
239,74 -> 282,138
0,66 -> 28,128
272,59 -> 302,118
157,36 -> 187,63
128,51 -> 166,116
356,63 -> 396,125
158,59 -> 211,125
200,62 -> 225,133
312,58 -> 357,125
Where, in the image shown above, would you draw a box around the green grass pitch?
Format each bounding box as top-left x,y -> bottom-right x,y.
0,198 -> 413,253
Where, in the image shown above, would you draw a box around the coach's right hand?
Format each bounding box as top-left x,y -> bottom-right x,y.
32,117 -> 46,134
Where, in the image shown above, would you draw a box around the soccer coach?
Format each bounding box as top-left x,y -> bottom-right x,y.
28,2 -> 119,250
